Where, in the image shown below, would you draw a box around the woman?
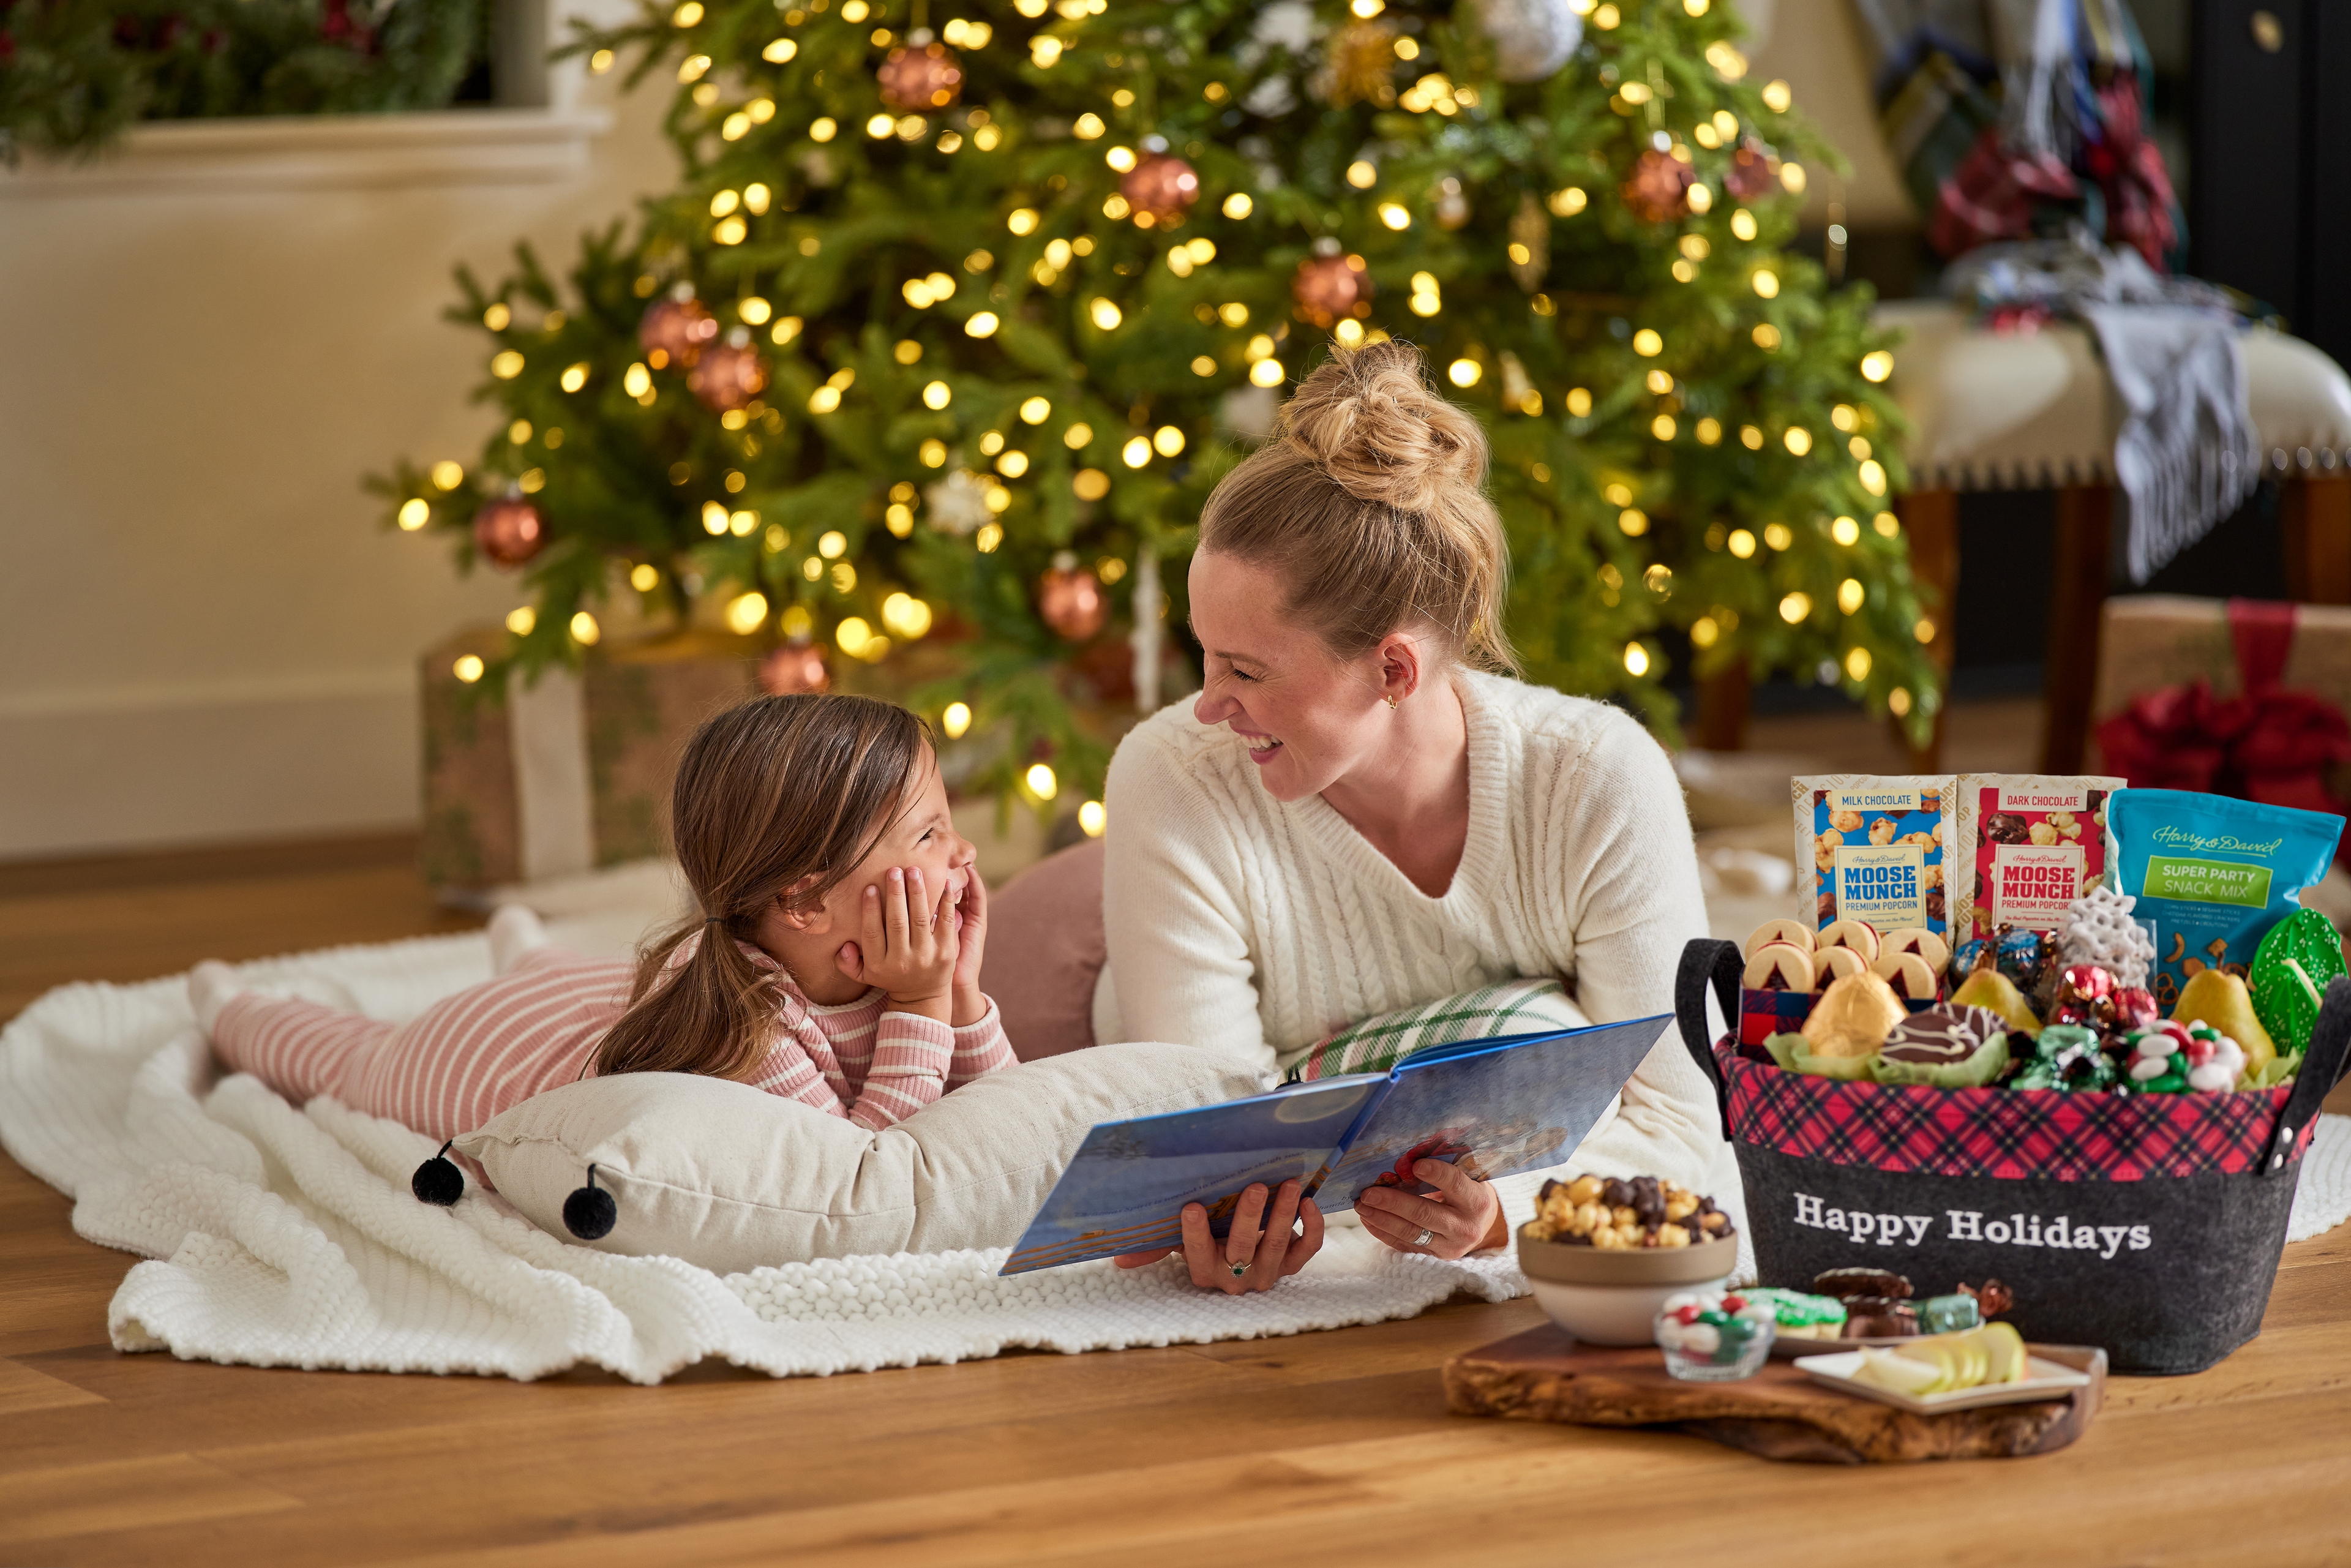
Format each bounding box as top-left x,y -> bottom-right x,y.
1099,340 -> 1722,1294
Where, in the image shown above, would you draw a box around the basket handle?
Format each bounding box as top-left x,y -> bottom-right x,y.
1676,937 -> 1744,1141
2263,974 -> 2351,1177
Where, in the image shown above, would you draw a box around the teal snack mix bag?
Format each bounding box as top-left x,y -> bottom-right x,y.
2107,789 -> 2344,1013
1793,773 -> 1957,934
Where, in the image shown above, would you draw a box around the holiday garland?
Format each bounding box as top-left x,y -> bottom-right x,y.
0,0 -> 487,161
371,0 -> 1939,811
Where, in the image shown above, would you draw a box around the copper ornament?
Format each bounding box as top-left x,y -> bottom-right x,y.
1620,149 -> 1694,223
1290,253 -> 1372,327
1723,138 -> 1776,202
637,294 -> 719,369
472,497 -> 546,568
760,642 -> 831,694
688,338 -> 769,413
1120,153 -> 1200,223
877,42 -> 963,112
1037,560 -> 1109,641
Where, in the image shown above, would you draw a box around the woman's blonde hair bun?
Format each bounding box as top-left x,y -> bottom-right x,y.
1198,339 -> 1518,675
1278,339 -> 1490,517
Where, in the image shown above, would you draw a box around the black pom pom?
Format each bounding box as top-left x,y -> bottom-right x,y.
563,1164 -> 617,1240
411,1141 -> 464,1206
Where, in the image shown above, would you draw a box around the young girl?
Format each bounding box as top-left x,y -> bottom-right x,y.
192,694 -> 1014,1142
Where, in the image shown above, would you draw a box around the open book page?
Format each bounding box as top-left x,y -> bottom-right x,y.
1310,1015 -> 1673,1212
1001,1075 -> 1386,1274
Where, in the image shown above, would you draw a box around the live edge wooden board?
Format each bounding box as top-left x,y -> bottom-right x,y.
1444,1324 -> 2107,1464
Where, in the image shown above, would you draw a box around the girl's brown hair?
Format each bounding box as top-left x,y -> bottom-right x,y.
1198,338 -> 1518,674
593,693 -> 931,1081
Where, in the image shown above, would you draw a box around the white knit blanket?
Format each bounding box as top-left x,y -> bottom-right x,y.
5,927 -> 2345,1384
0,929 -> 1532,1384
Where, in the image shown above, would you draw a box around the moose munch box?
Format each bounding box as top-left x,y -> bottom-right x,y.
1952,773 -> 2126,940
1792,774 -> 1957,935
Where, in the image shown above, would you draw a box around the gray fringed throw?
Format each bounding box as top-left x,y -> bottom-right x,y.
1946,236 -> 2259,582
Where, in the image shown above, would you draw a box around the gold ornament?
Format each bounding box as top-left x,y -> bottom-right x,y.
1316,20 -> 1398,108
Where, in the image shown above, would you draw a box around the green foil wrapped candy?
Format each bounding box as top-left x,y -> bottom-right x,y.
2012,1024 -> 2117,1092
2250,907 -> 2347,1055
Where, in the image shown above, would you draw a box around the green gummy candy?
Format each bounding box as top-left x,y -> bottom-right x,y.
2251,907 -> 2347,1054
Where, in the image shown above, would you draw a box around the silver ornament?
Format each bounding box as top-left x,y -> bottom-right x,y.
1460,0 -> 1582,82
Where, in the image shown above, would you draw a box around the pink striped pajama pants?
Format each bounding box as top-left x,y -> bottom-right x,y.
209,949 -> 631,1144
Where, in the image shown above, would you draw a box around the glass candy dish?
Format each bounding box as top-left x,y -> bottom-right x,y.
1655,1291 -> 1777,1381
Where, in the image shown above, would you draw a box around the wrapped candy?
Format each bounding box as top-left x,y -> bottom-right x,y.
2013,1023 -> 2118,1092
2049,963 -> 2115,1027
1997,925 -> 2050,993
2110,986 -> 2161,1032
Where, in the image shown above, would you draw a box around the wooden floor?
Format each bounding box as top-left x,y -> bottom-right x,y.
5,831 -> 2351,1566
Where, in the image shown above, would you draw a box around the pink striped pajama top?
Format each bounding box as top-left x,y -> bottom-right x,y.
211,935 -> 1016,1144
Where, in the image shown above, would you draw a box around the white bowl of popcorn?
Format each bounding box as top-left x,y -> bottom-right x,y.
1516,1173 -> 1739,1346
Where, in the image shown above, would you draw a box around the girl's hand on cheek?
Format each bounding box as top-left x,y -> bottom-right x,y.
835,868 -> 957,1023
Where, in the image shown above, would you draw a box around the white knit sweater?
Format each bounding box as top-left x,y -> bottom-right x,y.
1094,669 -> 1728,1210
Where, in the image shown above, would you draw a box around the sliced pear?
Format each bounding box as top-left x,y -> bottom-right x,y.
1853,1347 -> 1945,1396
2172,969 -> 2279,1079
1975,1321 -> 2029,1384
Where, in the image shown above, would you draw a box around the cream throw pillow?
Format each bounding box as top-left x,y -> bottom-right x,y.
454,1042 -> 1263,1274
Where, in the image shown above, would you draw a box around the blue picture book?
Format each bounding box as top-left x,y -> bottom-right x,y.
1001,1013 -> 1671,1274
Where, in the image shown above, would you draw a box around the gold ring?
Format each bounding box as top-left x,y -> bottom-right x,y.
1229,1261 -> 1248,1277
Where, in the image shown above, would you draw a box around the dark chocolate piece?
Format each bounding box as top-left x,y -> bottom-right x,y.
1985,812 -> 2030,846
1925,887 -> 1946,923
1813,1267 -> 1913,1302
1844,1297 -> 1920,1337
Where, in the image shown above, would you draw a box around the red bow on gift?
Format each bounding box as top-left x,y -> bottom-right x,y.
2096,601 -> 2351,827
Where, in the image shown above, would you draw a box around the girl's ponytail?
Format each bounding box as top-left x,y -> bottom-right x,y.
591,694 -> 929,1082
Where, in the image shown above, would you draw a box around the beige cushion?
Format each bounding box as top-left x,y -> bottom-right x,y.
1873,301 -> 2351,488
454,1043 -> 1263,1274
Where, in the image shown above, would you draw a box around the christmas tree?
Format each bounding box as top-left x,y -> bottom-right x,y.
372,0 -> 1938,813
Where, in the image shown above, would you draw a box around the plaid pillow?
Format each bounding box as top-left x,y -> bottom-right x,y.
1281,978 -> 1580,1082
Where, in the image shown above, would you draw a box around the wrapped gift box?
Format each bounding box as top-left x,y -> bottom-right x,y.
2093,596 -> 2351,739
421,628 -> 760,891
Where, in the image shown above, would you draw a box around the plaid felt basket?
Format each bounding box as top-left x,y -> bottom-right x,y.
1283,978 -> 1577,1082
1677,939 -> 2349,1375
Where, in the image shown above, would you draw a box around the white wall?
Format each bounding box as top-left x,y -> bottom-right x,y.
0,54 -> 675,860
